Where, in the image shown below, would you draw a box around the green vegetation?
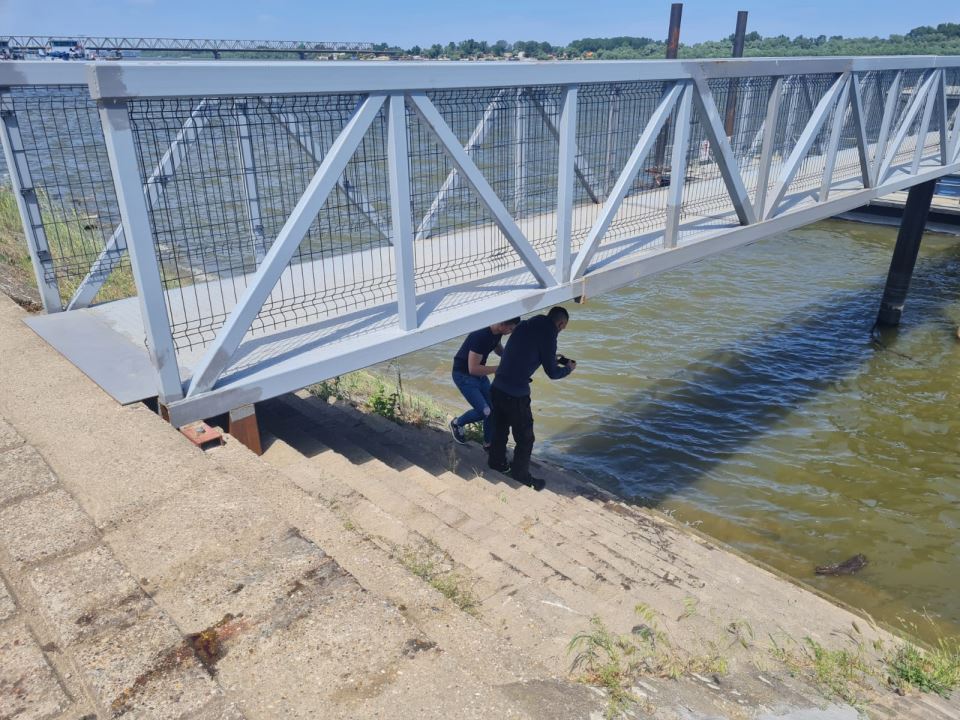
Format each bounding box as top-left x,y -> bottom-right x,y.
0,184 -> 136,307
397,542 -> 480,615
395,22 -> 960,60
887,639 -> 960,698
768,629 -> 873,707
309,368 -> 450,429
0,188 -> 35,296
568,606 -> 728,718
308,365 -> 485,443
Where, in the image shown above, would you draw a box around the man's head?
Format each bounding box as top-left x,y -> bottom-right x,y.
492,317 -> 521,335
547,306 -> 569,332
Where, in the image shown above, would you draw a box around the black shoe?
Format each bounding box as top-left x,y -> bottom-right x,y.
449,419 -> 466,445
488,460 -> 511,474
518,475 -> 546,491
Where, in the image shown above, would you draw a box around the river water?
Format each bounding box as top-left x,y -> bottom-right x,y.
378,219 -> 960,643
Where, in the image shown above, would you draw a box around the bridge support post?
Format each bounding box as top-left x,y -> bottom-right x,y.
876,179 -> 937,327
229,404 -> 262,455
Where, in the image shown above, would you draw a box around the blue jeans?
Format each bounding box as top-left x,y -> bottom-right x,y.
452,371 -> 493,445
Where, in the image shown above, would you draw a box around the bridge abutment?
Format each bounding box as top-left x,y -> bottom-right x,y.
876,179 -> 937,328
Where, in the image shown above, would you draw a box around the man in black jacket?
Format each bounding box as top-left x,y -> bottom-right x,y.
488,306 -> 576,490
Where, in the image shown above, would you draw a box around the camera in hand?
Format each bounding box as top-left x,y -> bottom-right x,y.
557,354 -> 574,366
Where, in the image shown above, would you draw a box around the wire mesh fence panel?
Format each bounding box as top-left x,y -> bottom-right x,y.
128,94 -> 396,353
3,84 -> 130,305
757,74 -> 842,206
574,80 -> 674,256
406,87 -> 560,296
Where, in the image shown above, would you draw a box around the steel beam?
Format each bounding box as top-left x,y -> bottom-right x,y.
689,72 -> 757,225
819,77 -> 851,201
570,82 -> 683,279
68,99 -> 210,309
935,70 -> 949,165
86,58 -> 960,102
871,70 -> 902,185
555,85 -> 578,283
665,82 -> 694,248
407,91 -> 555,288
0,89 -> 63,312
187,93 -> 387,396
98,100 -> 184,403
386,94 -> 417,330
848,73 -> 872,188
911,70 -> 939,174
765,72 -> 848,218
235,100 -> 268,263
753,76 -> 783,216
514,88 -> 527,215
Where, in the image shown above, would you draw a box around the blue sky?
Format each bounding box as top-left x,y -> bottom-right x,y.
2,0 -> 956,48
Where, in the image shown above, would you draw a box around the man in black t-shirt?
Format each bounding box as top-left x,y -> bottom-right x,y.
450,318 -> 521,450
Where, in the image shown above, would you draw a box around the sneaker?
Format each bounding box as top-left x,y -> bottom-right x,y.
449,419 -> 466,445
488,460 -> 511,474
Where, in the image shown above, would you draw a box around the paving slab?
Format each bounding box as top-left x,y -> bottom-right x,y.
0,416 -> 23,452
71,604 -> 219,719
0,445 -> 58,506
0,489 -> 99,569
28,544 -> 150,647
0,619 -> 70,720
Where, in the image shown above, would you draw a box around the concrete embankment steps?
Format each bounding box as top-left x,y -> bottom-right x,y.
257,391 -> 960,720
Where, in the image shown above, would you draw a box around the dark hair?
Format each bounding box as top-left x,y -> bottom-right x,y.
505,317 -> 521,326
547,306 -> 569,323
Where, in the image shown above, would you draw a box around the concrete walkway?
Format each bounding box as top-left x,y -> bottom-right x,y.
0,291 -> 957,719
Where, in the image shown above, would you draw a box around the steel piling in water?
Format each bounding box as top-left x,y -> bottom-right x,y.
876,179 -> 938,327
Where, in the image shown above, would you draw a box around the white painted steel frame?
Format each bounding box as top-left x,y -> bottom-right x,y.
98,101 -> 185,404
7,57 -> 960,424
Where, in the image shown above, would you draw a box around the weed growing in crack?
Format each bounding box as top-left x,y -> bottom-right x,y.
397,543 -> 480,616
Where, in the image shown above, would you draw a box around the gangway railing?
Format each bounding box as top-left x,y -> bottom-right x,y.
2,57 -> 959,427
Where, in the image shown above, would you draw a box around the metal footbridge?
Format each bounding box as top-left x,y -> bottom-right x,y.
2,57 -> 958,431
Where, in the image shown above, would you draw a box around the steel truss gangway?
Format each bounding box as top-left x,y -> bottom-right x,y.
1,58 -> 958,446
1,36 -> 383,58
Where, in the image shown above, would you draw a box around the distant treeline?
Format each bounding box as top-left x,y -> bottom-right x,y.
389,22 -> 960,59
140,22 -> 960,61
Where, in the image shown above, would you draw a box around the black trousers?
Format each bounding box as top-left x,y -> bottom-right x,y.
488,387 -> 535,482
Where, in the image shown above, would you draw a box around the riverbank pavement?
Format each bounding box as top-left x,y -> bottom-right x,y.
1,289 -> 958,719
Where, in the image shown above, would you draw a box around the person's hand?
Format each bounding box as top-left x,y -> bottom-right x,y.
568,360 -> 577,372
